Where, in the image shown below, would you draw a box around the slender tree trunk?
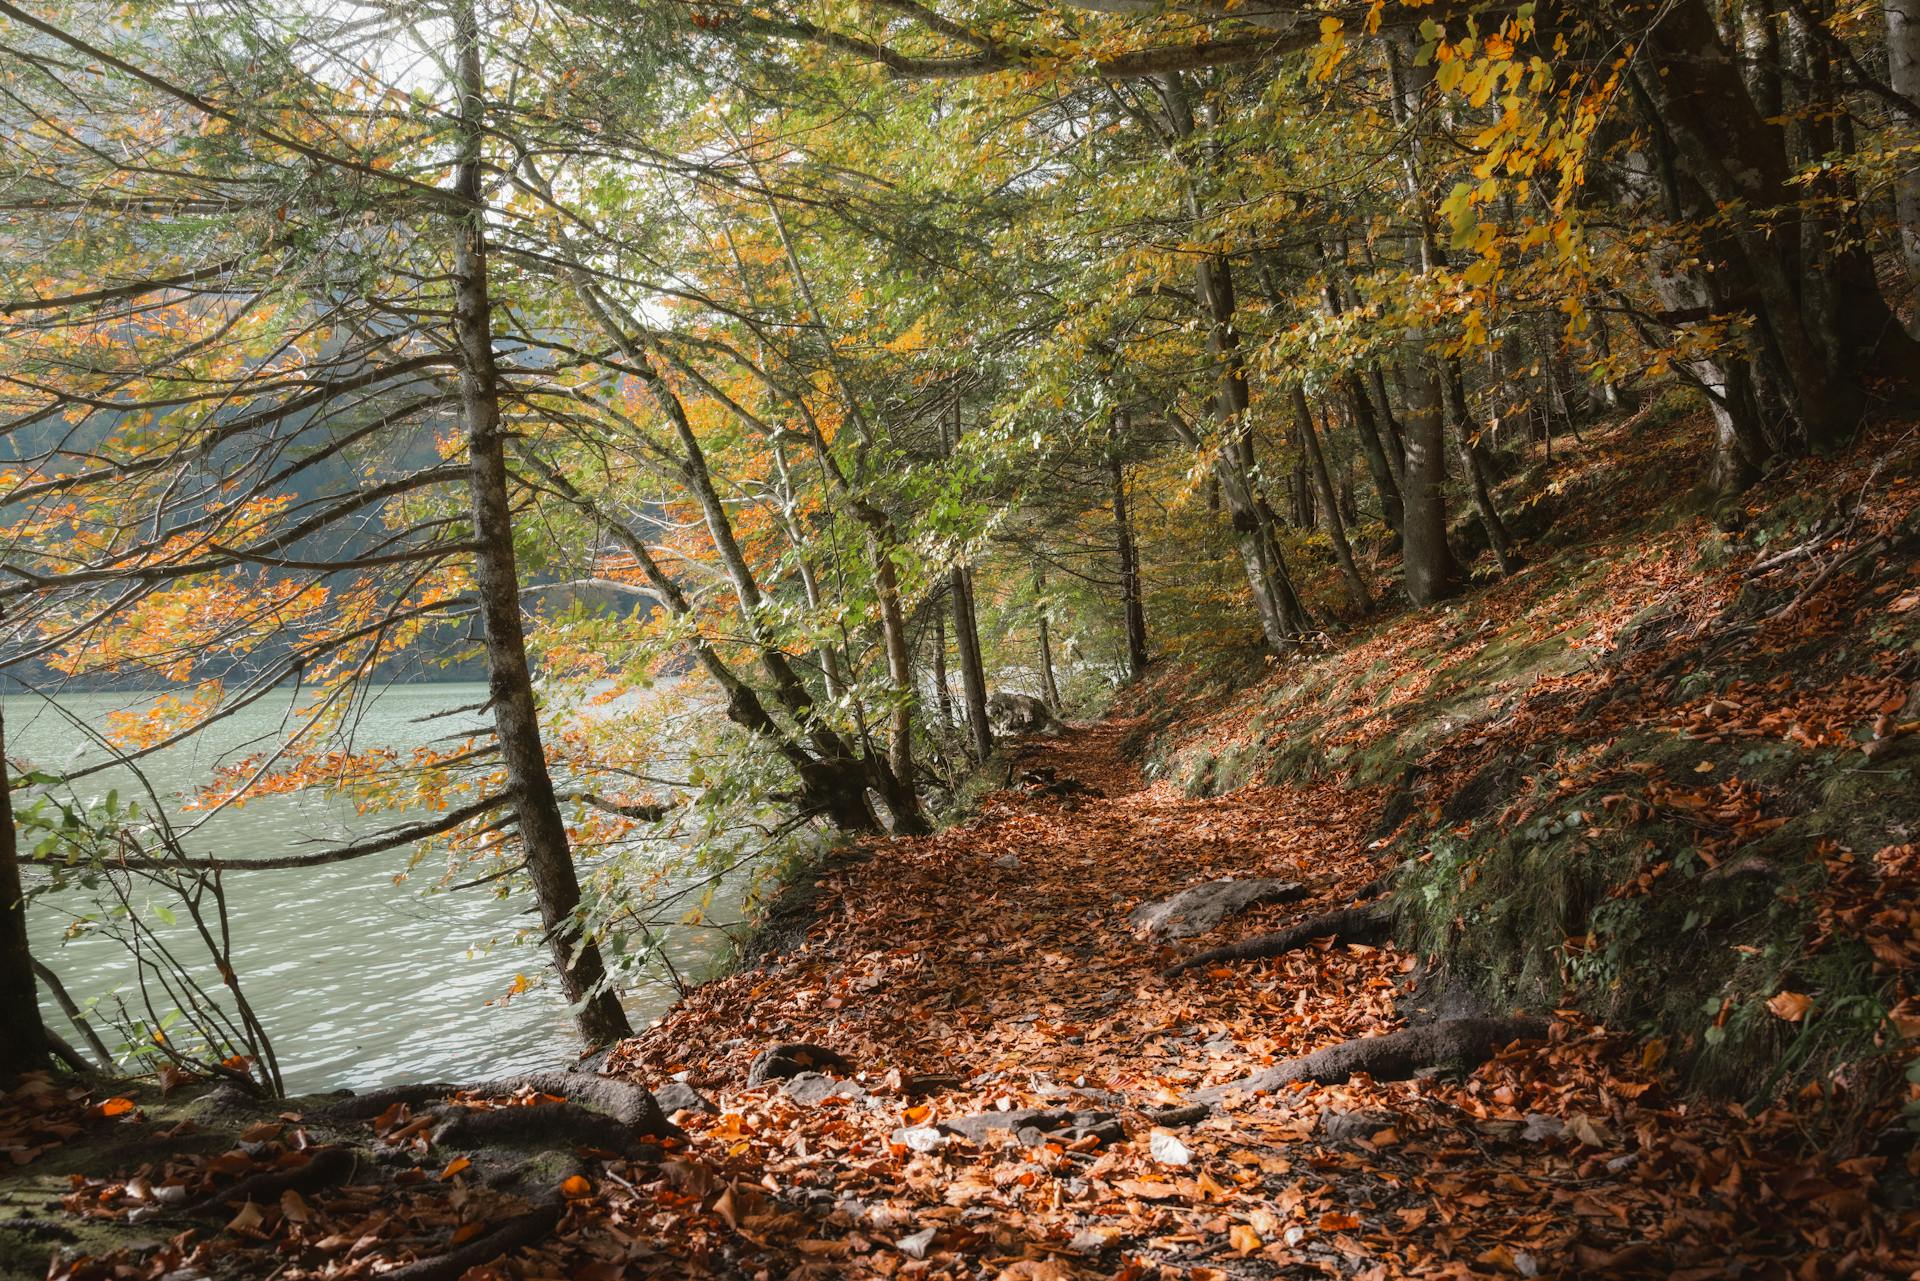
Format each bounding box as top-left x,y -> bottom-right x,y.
1034,571 -> 1062,710
1292,385 -> 1373,611
1158,71 -> 1307,652
1893,0 -> 1920,330
1,703 -> 48,1080
1620,128 -> 1775,493
1109,444 -> 1149,681
1442,366 -> 1518,574
768,440 -> 845,701
1197,256 -> 1309,650
1586,301 -> 1629,410
932,613 -> 954,729
945,401 -> 994,762
873,539 -> 917,811
1348,377 -> 1404,530
951,564 -> 993,761
1203,437 -> 1311,647
1368,365 -> 1408,477
451,0 -> 628,1047
1326,239 -> 1409,485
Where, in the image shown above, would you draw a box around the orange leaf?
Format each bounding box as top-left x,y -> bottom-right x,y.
439,1156 -> 472,1181
1767,990 -> 1815,1022
92,1097 -> 136,1118
1318,1211 -> 1362,1231
1228,1223 -> 1262,1252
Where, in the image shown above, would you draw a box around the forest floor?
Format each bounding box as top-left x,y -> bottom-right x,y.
8,410 -> 1920,1281
12,718 -> 1916,1280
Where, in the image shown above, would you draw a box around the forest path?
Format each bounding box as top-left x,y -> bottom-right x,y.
621,719 -> 1394,1113
604,723 -> 1871,1280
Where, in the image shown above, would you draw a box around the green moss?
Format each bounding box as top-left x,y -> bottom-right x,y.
1392,725 -> 1914,1102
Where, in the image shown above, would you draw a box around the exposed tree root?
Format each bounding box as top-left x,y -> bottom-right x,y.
432,1101 -> 653,1156
322,1082 -> 465,1120
326,1071 -> 671,1138
1192,1017 -> 1552,1105
196,1145 -> 357,1212
382,1194 -> 566,1281
1164,903 -> 1394,976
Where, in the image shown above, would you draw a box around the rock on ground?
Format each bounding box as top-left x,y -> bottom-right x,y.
1128,877 -> 1308,940
746,1043 -> 853,1086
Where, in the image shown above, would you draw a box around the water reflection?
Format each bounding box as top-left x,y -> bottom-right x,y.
9,683 -> 721,1092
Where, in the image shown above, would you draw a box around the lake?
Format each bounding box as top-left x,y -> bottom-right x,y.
7,682 -> 725,1093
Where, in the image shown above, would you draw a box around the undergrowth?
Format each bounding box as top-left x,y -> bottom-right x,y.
1120,406 -> 1920,1118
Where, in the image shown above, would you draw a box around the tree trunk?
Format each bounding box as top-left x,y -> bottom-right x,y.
1341,366 -> 1404,537
1110,444 -> 1149,681
0,703 -> 48,1080
533,460 -> 884,836
872,538 -> 918,812
451,0 -> 629,1048
1208,439 -> 1312,647
1197,254 -> 1309,650
1442,365 -> 1518,574
1631,0 -> 1919,449
1888,0 -> 1920,333
1158,72 -> 1307,652
1386,39 -> 1461,604
1034,573 -> 1061,711
1292,385 -> 1373,611
1400,361 -> 1458,605
1619,123 -> 1776,494
1368,365 -> 1408,478
951,564 -> 993,762
932,612 -> 954,728
945,400 -> 994,762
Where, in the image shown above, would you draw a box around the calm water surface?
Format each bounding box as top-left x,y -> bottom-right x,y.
9,683 -> 722,1093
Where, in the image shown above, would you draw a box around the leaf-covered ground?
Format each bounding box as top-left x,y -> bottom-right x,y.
18,707 -> 1916,1280
9,413 -> 1920,1280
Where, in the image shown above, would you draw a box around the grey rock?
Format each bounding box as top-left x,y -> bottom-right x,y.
653,1081 -> 719,1116
783,1072 -> 868,1106
746,1042 -> 853,1086
988,692 -> 1065,736
932,1106 -> 1122,1148
1128,878 -> 1309,940
1319,1108 -> 1398,1142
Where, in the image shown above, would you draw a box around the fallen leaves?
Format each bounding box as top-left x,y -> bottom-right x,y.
17,430 -> 1920,1281
1766,990 -> 1817,1022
